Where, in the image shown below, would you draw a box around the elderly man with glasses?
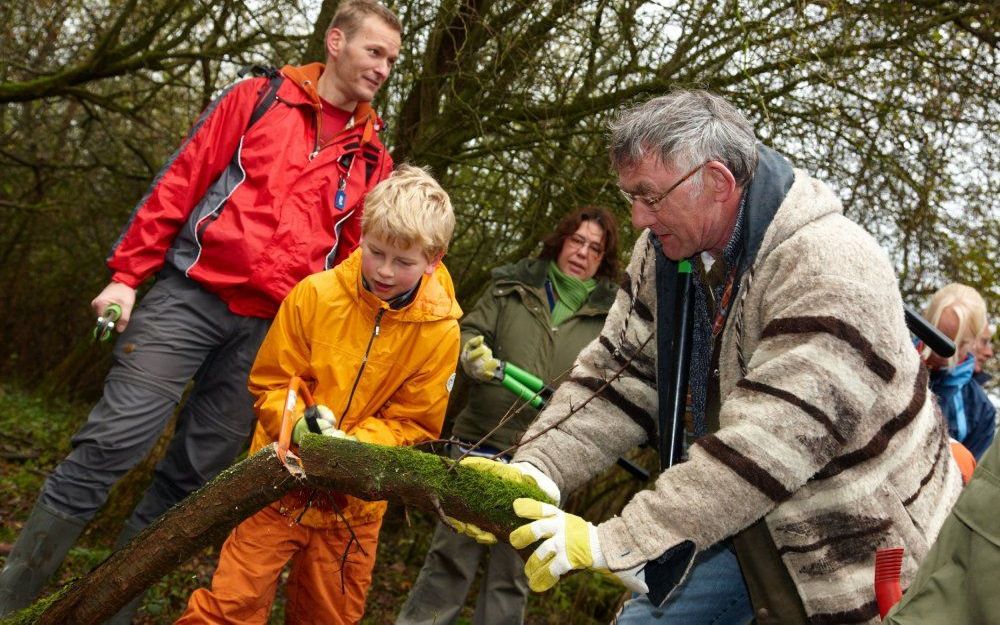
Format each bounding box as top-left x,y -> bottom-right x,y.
458,90 -> 963,625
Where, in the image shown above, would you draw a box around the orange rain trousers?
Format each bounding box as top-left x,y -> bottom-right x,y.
176,505 -> 382,624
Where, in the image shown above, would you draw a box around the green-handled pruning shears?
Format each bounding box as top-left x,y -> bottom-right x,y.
93,303 -> 122,342
494,361 -> 555,409
493,359 -> 650,481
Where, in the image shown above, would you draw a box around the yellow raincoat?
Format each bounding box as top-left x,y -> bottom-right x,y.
248,248 -> 462,528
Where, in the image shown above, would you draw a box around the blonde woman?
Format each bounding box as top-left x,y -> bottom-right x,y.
923,283 -> 996,459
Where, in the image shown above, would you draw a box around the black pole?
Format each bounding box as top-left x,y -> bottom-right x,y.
903,304 -> 955,359
661,260 -> 696,469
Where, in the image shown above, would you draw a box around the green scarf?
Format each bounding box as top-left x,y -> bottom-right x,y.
547,262 -> 596,326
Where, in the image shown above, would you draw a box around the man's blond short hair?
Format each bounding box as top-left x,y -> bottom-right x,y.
327,0 -> 401,40
923,282 -> 988,367
362,165 -> 454,259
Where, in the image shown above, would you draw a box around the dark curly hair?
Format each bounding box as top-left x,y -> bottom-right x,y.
538,206 -> 621,280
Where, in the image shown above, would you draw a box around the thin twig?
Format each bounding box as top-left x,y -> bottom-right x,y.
495,331 -> 655,458
430,495 -> 456,530
326,495 -> 366,593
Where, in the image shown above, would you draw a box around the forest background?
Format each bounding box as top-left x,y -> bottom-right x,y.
0,0 -> 998,622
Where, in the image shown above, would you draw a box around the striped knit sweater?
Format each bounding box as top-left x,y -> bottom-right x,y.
513,168 -> 962,624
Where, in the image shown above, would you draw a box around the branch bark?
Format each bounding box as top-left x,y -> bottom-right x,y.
2,437 -> 545,625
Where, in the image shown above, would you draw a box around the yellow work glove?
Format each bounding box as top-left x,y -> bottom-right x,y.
460,335 -> 501,381
509,498 -> 648,594
459,457 -> 561,504
444,458 -> 561,545
444,516 -> 497,545
291,404 -> 356,444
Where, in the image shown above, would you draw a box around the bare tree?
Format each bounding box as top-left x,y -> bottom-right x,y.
1,0 -> 996,388
379,1 -> 999,303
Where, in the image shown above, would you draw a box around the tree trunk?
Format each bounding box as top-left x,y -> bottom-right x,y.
4,437 -> 544,625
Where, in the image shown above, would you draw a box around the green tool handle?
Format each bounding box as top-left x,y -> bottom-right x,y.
503,361 -> 546,393
103,303 -> 122,322
499,375 -> 546,409
93,303 -> 123,342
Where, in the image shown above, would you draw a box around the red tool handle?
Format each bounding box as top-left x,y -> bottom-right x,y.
874,547 -> 904,620
276,376 -> 315,465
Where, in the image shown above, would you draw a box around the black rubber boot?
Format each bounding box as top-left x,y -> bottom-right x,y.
103,520 -> 146,625
0,502 -> 87,616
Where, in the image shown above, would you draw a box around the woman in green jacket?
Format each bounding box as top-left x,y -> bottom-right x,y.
396,206 -> 621,625
884,438 -> 999,625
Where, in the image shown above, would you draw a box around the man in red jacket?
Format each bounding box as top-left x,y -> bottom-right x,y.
0,1 -> 400,619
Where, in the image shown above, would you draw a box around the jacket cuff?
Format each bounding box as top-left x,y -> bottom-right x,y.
598,516 -> 697,608
510,448 -> 567,495
597,515 -> 651,570
110,271 -> 143,289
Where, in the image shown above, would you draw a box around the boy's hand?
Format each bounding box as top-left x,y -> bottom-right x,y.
459,457 -> 561,504
460,335 -> 500,381
291,404 -> 356,444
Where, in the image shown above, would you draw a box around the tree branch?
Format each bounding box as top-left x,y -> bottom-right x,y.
4,437 -> 548,625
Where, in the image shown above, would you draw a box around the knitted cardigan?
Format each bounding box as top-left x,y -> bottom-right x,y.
513,165 -> 962,624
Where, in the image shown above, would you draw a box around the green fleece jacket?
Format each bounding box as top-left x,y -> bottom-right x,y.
451,258 -> 615,450
885,439 -> 1000,624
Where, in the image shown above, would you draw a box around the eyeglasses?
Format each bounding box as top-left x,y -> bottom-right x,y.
565,234 -> 605,257
618,161 -> 708,211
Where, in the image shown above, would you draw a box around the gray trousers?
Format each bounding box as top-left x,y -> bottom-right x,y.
397,444 -> 530,625
39,267 -> 271,527
396,521 -> 530,625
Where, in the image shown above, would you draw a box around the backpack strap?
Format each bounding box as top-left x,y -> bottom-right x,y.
238,65 -> 284,133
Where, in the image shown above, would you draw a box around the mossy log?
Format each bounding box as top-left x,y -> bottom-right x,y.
4,437 -> 548,625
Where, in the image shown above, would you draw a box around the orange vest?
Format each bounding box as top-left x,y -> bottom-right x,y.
950,439 -> 976,485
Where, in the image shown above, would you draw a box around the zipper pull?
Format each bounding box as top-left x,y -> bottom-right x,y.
310,102 -> 322,161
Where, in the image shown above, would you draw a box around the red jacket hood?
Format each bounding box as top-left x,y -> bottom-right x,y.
280,63 -> 385,144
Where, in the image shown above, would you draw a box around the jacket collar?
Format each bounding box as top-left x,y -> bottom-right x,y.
279,63 -> 385,144
492,258 -> 616,314
338,249 -> 462,323
738,144 -> 795,273
749,145 -> 845,269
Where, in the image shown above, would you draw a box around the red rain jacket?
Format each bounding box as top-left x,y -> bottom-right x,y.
107,63 -> 393,318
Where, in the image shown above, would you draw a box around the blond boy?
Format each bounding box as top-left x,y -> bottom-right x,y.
177,165 -> 461,624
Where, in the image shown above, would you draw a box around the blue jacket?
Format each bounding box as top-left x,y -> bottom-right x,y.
930,354 -> 996,460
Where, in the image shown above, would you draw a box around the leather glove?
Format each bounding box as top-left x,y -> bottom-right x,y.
444,516 -> 497,545
509,498 -> 648,594
460,335 -> 500,381
292,404 -> 356,444
459,457 -> 561,503
444,458 -> 562,545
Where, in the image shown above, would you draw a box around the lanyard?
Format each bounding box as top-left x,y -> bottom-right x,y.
324,113 -> 358,210
335,153 -> 355,210
711,263 -> 740,337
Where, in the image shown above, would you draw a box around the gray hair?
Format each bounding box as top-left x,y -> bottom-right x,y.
609,90 -> 759,187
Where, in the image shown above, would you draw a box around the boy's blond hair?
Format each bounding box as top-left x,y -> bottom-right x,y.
361,165 -> 454,259
922,282 -> 988,367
